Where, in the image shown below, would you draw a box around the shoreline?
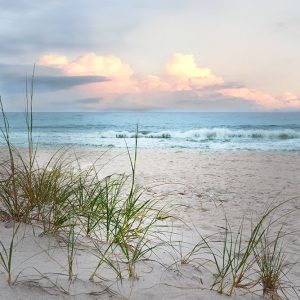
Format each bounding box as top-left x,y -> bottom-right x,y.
3,144 -> 300,152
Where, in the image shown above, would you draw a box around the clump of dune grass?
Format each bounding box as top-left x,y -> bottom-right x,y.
257,231 -> 285,299
0,89 -> 76,234
207,217 -> 258,295
201,198 -> 299,297
38,164 -> 78,234
254,227 -> 297,300
89,135 -> 167,280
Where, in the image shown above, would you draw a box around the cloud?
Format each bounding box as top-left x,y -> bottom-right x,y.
15,52 -> 300,111
219,88 -> 281,109
219,88 -> 300,110
33,75 -> 108,92
65,53 -> 134,78
39,52 -> 133,79
132,74 -> 171,92
165,53 -> 224,90
39,53 -> 139,95
38,52 -> 225,95
0,63 -> 108,93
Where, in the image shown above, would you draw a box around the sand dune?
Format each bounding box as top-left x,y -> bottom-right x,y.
0,149 -> 299,299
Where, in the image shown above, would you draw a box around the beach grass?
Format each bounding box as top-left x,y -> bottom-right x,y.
0,90 -> 168,285
254,227 -> 297,299
0,222 -> 20,285
197,199 -> 299,298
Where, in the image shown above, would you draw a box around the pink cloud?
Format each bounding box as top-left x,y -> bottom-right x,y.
64,53 -> 134,77
219,88 -> 300,110
219,88 -> 281,109
38,52 -> 300,110
39,53 -> 137,94
165,53 -> 224,90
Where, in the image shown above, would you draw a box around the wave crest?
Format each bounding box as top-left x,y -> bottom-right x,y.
98,128 -> 300,140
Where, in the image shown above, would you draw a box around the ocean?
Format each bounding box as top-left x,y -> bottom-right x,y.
1,112 -> 300,151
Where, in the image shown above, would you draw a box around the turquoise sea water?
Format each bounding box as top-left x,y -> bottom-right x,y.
2,112 -> 300,151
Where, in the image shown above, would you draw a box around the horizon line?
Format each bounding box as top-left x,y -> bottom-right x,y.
5,110 -> 300,113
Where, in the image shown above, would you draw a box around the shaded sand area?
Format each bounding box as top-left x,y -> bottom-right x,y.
0,149 -> 300,299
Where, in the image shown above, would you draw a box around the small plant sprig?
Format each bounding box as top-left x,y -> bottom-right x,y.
66,216 -> 77,281
0,222 -> 20,285
255,227 -> 297,300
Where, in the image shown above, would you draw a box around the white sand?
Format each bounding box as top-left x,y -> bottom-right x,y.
0,149 -> 300,299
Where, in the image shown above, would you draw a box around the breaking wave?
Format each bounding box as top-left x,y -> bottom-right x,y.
98,128 -> 300,140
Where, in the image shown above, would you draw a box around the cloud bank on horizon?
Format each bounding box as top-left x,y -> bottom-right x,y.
0,0 -> 300,111
36,52 -> 300,111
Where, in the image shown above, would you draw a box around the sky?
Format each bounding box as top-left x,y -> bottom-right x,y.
0,0 -> 300,112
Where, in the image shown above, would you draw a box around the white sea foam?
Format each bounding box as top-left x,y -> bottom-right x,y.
97,128 -> 300,140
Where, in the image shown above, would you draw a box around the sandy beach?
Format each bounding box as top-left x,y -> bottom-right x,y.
0,149 -> 300,299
